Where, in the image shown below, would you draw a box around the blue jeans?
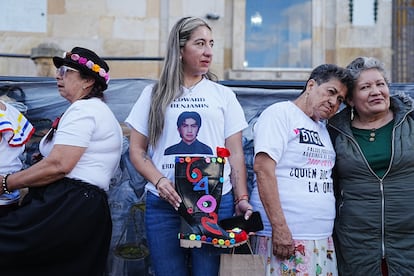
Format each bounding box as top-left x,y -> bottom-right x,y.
145,191 -> 234,276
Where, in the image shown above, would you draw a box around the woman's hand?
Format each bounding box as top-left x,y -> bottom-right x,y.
235,197 -> 254,220
271,225 -> 295,259
129,129 -> 182,209
156,177 -> 182,210
225,132 -> 251,219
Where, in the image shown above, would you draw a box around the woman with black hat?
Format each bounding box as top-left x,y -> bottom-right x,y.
0,47 -> 122,275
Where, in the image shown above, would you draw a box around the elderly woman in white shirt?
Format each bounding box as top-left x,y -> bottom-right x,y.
0,47 -> 122,276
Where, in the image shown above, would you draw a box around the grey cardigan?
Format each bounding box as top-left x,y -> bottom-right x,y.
328,94 -> 414,275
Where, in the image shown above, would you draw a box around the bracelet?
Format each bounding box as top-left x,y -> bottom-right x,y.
234,194 -> 249,205
155,176 -> 167,189
2,174 -> 11,194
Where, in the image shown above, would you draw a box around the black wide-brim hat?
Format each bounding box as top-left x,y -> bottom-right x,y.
53,47 -> 110,90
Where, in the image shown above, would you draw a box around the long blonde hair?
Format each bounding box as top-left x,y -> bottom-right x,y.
147,16 -> 217,147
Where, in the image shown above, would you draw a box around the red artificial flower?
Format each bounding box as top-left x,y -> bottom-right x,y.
216,147 -> 230,158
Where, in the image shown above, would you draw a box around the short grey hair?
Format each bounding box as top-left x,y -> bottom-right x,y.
346,57 -> 390,101
346,56 -> 389,84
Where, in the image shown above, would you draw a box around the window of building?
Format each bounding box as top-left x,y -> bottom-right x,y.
244,0 -> 312,68
350,0 -> 377,26
0,0 -> 47,33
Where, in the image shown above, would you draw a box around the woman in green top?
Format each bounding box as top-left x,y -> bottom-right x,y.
328,56 -> 414,275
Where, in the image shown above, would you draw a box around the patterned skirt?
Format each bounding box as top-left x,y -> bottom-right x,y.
251,235 -> 338,276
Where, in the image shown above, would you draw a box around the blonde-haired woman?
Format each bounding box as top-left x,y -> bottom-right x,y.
126,16 -> 253,276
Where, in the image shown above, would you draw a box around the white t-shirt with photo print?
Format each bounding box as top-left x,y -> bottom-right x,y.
125,78 -> 248,197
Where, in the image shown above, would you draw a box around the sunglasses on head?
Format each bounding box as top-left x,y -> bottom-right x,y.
56,66 -> 79,77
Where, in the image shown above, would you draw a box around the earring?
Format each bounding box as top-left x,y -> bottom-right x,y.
351,107 -> 354,121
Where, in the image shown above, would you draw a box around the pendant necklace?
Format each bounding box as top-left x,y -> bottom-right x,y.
186,78 -> 203,93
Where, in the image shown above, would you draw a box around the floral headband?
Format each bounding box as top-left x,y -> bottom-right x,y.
65,52 -> 110,84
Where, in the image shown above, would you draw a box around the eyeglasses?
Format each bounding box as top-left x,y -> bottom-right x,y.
56,66 -> 79,77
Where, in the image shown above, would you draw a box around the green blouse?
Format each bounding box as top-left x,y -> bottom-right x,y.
351,120 -> 394,178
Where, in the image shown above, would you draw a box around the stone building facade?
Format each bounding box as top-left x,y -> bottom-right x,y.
0,0 -> 395,81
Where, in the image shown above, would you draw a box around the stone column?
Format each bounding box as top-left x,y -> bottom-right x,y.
30,43 -> 64,77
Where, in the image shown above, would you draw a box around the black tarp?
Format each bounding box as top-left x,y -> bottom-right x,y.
2,77 -> 414,275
